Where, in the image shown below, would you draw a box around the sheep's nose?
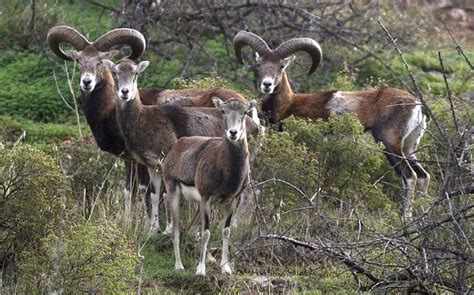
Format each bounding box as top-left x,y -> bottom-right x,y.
229,129 -> 237,137
263,81 -> 272,88
121,88 -> 129,95
83,78 -> 92,86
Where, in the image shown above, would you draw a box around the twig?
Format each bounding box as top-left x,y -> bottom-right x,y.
261,234 -> 380,285
438,51 -> 459,134
442,20 -> 473,70
84,0 -> 120,13
63,61 -> 83,138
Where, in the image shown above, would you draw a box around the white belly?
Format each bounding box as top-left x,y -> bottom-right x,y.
180,183 -> 202,203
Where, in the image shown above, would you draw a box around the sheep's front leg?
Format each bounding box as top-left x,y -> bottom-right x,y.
196,199 -> 211,276
123,160 -> 135,227
220,198 -> 238,275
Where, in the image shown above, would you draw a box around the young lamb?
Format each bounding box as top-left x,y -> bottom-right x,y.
162,97 -> 256,276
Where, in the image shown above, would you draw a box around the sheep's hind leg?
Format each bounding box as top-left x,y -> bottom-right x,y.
196,199 -> 211,276
147,167 -> 162,235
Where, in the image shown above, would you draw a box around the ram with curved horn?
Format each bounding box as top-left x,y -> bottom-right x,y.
233,30 -> 430,222
47,26 -> 263,234
48,25 -> 156,231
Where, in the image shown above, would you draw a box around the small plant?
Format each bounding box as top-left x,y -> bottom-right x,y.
0,145 -> 64,285
18,220 -> 140,294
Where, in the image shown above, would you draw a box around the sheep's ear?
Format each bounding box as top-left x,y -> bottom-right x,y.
138,61 -> 150,73
246,99 -> 257,113
102,59 -> 116,71
212,96 -> 225,109
281,55 -> 295,69
255,52 -> 262,63
101,49 -> 120,59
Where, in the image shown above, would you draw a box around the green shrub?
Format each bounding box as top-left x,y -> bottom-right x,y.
58,139 -> 124,219
0,115 -> 87,149
0,51 -> 76,122
358,50 -> 474,96
18,220 -> 140,294
251,114 -> 397,230
0,1 -> 59,50
285,115 -> 393,209
169,76 -> 255,99
0,145 -> 64,284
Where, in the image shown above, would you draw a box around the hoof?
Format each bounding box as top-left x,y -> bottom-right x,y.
195,263 -> 206,276
221,264 -> 232,275
148,224 -> 160,236
162,225 -> 173,235
175,262 -> 184,271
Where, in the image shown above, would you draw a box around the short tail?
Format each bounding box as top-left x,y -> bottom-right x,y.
421,104 -> 430,122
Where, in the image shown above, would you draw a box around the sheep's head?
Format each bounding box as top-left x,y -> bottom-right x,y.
102,59 -> 149,102
213,97 -> 257,142
233,31 -> 322,94
47,26 -> 146,94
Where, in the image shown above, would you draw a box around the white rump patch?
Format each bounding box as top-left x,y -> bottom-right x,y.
402,104 -> 427,156
180,183 -> 202,203
326,91 -> 360,115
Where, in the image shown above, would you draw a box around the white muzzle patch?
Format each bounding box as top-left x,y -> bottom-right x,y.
260,77 -> 275,94
80,73 -> 95,93
227,129 -> 242,142
118,87 -> 133,102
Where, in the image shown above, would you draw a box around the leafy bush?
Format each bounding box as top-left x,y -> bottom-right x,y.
358,50 -> 474,96
0,51 -> 76,122
169,76 -> 255,99
0,115 -> 87,150
18,220 -> 140,294
0,1 -> 59,50
285,115 -> 393,209
254,115 -> 396,213
0,145 -> 64,284
58,139 -> 124,219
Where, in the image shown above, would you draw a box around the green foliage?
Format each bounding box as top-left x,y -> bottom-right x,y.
58,139 -> 123,218
169,76 -> 255,99
358,50 -> 474,96
18,220 -> 140,294
0,145 -> 64,283
0,0 -> 121,123
0,1 -> 59,50
0,115 -> 88,149
287,115 -> 394,209
328,65 -> 359,91
0,51 -> 77,122
253,115 -> 396,217
252,128 -> 319,207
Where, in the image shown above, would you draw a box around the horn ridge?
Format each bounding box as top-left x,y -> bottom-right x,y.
47,25 -> 91,60
233,31 -> 271,64
274,38 -> 322,75
93,28 -> 146,60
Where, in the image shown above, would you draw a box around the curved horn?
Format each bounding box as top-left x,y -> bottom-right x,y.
47,26 -> 91,60
274,38 -> 322,75
233,31 -> 271,64
93,28 -> 146,60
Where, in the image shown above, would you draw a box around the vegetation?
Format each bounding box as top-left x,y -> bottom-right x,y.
0,0 -> 472,293
0,146 -> 64,286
